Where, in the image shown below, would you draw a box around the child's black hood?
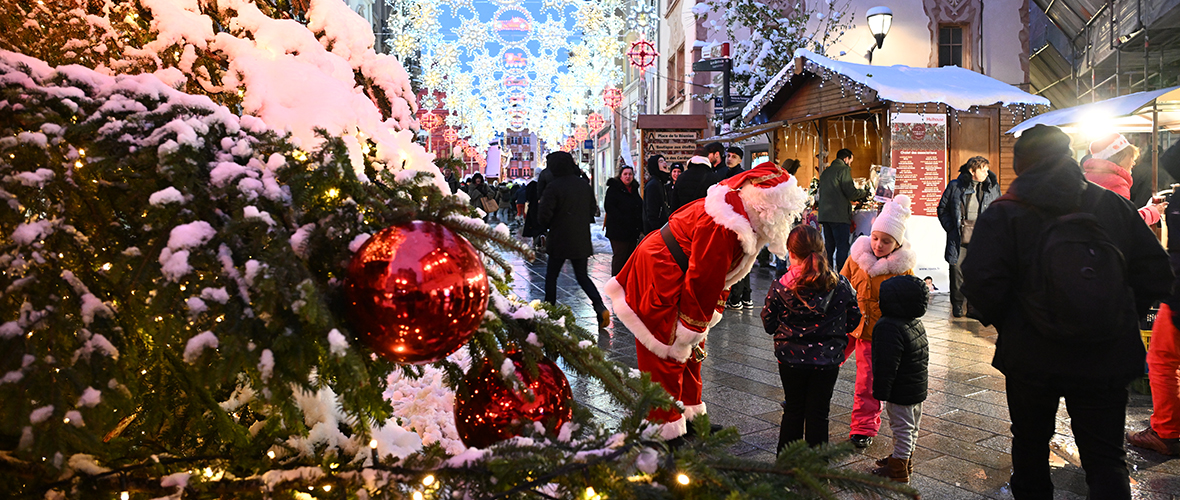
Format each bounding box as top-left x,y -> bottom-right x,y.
879,275 -> 928,319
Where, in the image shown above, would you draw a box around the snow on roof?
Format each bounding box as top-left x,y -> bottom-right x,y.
1007,85 -> 1180,135
742,49 -> 1051,122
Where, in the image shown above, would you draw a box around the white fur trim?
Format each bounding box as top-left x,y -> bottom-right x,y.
704,184 -> 759,255
688,155 -> 711,167
657,417 -> 688,440
724,254 -> 759,290
682,403 -> 707,420
708,310 -> 724,329
740,176 -> 809,220
848,236 -> 918,277
604,277 -> 709,363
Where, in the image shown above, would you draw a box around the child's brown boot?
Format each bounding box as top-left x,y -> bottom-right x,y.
872,455 -> 911,483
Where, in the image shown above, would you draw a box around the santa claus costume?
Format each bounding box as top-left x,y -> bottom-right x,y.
604,161 -> 807,439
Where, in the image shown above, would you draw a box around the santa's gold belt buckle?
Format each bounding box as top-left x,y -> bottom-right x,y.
691,345 -> 708,362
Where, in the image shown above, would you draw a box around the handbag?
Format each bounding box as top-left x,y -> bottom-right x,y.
480,197 -> 499,213
960,219 -> 975,245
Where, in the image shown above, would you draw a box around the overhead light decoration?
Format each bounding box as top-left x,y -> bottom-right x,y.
626,38 -> 658,73
389,0 -> 626,152
587,112 -> 605,132
419,113 -> 443,131
603,87 -> 623,109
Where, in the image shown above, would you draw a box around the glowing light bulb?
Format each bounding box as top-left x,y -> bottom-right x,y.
412,492 -> 424,500
677,473 -> 690,485
369,439 -> 378,449
267,450 -> 276,459
121,493 -> 129,500
422,474 -> 435,486
74,160 -> 83,168
323,485 -> 331,492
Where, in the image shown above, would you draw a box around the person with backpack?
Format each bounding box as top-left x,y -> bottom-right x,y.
870,275 -> 930,483
962,124 -> 1172,499
1126,140 -> 1180,457
840,194 -> 917,449
762,225 -> 861,453
644,154 -> 671,233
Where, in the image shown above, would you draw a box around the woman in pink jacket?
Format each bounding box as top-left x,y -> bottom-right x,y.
1083,133 -> 1167,224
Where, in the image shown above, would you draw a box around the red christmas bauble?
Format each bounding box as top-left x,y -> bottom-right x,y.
345,221 -> 489,364
454,353 -> 573,448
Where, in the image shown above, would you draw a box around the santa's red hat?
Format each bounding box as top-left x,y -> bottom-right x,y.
1089,133 -> 1131,161
719,161 -> 794,190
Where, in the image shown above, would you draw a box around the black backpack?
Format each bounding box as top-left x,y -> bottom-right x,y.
1015,186 -> 1135,342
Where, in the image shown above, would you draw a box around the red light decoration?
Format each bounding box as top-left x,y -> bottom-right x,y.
419,113 -> 443,131
443,128 -> 458,144
587,113 -> 605,132
627,38 -> 658,72
573,127 -> 588,142
603,87 -> 622,110
564,137 -> 577,151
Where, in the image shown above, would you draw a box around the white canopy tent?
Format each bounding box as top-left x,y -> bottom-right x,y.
1007,85 -> 1180,193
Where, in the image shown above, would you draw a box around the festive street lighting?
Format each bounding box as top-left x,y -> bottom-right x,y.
419,113 -> 443,131
587,113 -> 605,132
564,137 -> 577,151
626,38 -> 658,74
603,87 -> 623,110
573,127 -> 588,142
443,128 -> 458,144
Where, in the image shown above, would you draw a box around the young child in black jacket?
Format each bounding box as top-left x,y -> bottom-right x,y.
871,274 -> 930,483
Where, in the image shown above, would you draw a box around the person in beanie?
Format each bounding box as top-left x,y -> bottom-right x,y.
538,151 -> 612,328
818,149 -> 873,271
840,194 -> 918,448
723,146 -> 753,309
762,225 -> 861,452
605,161 -> 808,441
1083,132 -> 1168,225
962,124 -> 1172,499
724,146 -> 745,178
1127,139 -> 1180,456
870,275 -> 930,483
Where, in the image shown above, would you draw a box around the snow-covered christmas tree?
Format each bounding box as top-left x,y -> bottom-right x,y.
0,1 -> 917,498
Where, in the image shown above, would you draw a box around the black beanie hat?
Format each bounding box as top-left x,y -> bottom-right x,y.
1013,124 -> 1072,175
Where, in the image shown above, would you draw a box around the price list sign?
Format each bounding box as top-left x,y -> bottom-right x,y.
890,113 -> 947,217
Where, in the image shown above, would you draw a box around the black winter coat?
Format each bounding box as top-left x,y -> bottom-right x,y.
643,171 -> 672,232
522,181 -> 543,237
604,177 -> 644,241
538,158 -> 597,259
961,154 -> 1173,389
936,170 -> 1000,263
762,274 -> 861,368
671,162 -> 715,211
871,275 -> 930,405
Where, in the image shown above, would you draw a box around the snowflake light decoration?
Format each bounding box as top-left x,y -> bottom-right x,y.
587,112 -> 605,132
627,38 -> 658,73
388,0 -> 626,151
603,87 -> 623,109
419,113 -> 443,130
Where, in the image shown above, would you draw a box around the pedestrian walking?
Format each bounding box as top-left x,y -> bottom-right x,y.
537,151 -> 611,329
605,161 -> 808,442
962,124 -> 1172,500
762,225 -> 860,452
870,275 -> 930,483
466,173 -> 496,222
936,156 -> 1000,318
1127,140 -> 1180,457
643,155 -> 672,233
818,149 -> 873,271
840,194 -> 917,449
604,165 -> 644,276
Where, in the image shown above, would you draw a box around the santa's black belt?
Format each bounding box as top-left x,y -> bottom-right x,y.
660,224 -> 689,273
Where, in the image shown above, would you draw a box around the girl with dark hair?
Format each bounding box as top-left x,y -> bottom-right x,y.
762,225 -> 861,452
604,164 -> 644,276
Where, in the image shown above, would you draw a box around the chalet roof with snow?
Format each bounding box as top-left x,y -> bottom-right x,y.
741,49 -> 1051,123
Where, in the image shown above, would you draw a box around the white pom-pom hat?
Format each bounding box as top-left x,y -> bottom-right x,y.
871,194 -> 912,245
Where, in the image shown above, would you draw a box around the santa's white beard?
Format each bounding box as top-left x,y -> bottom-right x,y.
747,206 -> 793,258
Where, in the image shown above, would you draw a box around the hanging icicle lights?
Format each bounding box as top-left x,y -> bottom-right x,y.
388,0 -> 627,152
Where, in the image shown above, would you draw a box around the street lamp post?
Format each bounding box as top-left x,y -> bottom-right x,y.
866,6 -> 893,64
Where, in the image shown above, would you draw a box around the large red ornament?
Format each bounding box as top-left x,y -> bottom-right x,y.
454,353 -> 573,448
345,221 -> 489,365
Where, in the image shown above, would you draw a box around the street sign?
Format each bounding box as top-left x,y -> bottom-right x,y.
723,104 -> 745,120
692,58 -> 730,72
729,95 -> 753,105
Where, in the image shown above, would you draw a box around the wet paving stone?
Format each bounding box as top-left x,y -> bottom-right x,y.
507,233 -> 1180,499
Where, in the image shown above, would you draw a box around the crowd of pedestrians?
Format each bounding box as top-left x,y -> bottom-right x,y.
450,128 -> 1180,496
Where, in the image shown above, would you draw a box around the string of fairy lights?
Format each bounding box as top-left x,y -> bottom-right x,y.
390,0 -> 658,157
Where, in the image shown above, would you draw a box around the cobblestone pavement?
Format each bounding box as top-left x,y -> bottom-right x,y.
500,222 -> 1180,499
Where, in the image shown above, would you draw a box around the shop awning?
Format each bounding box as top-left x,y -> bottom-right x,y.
1006,85 -> 1180,136
695,121 -> 785,144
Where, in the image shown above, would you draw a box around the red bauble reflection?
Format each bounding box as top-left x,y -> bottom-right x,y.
454,353 -> 573,449
345,221 -> 489,364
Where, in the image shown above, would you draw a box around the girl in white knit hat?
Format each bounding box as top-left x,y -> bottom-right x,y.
839,195 -> 918,449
